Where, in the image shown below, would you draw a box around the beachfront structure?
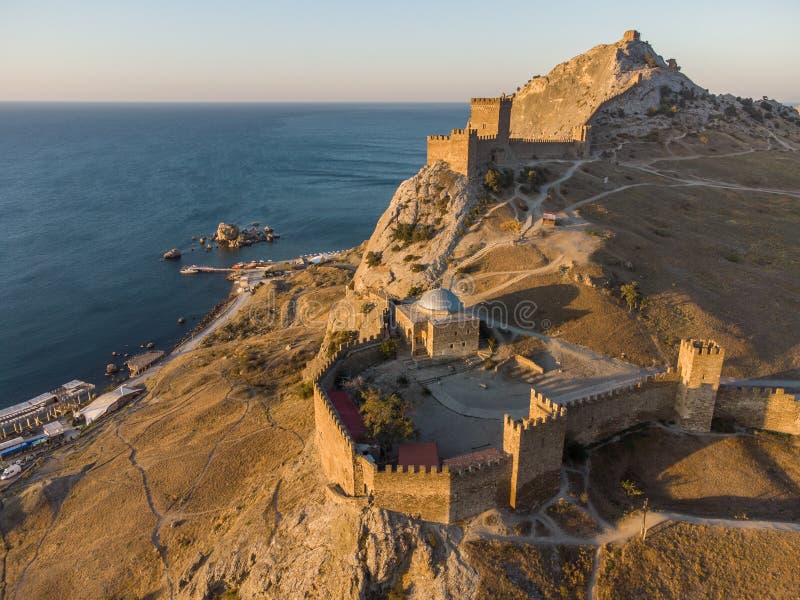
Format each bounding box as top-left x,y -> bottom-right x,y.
395,289 -> 479,358
126,351 -> 165,376
77,385 -> 143,425
0,380 -> 94,435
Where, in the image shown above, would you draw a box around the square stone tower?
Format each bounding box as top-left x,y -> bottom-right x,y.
468,97 -> 512,140
674,339 -> 725,432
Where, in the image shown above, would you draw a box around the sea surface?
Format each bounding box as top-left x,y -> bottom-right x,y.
0,103 -> 467,407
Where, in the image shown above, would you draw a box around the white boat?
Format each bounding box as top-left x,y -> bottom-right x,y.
180,266 -> 199,275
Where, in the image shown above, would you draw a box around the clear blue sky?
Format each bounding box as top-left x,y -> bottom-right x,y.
1,0 -> 798,102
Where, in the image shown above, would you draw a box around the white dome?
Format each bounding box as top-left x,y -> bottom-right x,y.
416,288 -> 463,313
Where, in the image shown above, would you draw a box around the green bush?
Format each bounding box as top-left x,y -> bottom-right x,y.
380,337 -> 398,359
392,222 -> 435,244
365,251 -> 383,267
410,263 -> 426,273
407,285 -> 423,297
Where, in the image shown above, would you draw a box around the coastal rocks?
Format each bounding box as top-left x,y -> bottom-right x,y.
146,342 -> 155,349
215,222 -> 240,246
213,222 -> 279,248
178,317 -> 186,325
105,363 -> 119,375
163,248 -> 182,260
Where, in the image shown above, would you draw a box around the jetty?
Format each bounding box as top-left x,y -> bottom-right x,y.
180,265 -> 234,275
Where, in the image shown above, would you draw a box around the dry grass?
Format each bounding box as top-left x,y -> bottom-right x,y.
581,163 -> 800,377
464,243 -> 547,274
467,540 -> 595,600
596,522 -> 800,600
589,426 -> 800,523
485,272 -> 662,366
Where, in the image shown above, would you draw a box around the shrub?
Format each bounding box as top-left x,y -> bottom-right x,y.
500,220 -> 521,234
361,302 -> 375,314
297,381 -> 314,399
410,263 -> 425,273
484,167 -> 514,193
365,251 -> 383,267
380,337 -> 398,359
407,285 -> 423,297
392,222 -> 435,244
403,254 -> 421,263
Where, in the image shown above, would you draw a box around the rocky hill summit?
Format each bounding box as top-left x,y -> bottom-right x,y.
350,30 -> 800,302
510,30 -> 698,139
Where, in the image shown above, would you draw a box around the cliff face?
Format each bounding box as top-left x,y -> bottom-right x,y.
510,35 -> 701,139
353,161 -> 477,297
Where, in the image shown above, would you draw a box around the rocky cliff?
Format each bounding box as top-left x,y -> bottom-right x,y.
353,161 -> 477,297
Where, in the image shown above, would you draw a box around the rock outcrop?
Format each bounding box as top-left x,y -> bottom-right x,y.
352,161 -> 477,297
163,248 -> 182,260
214,222 -> 277,248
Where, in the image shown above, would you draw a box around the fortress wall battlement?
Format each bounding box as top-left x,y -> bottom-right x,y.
680,338 -> 723,356
313,383 -> 358,495
449,455 -> 511,522
360,456 -> 452,523
563,378 -> 679,445
427,134 -> 451,141
715,385 -> 800,435
470,97 -> 512,105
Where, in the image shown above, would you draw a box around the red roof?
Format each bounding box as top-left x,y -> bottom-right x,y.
398,442 -> 440,469
328,390 -> 366,442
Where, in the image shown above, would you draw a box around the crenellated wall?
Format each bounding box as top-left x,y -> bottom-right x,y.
359,456 -> 452,523
426,96 -> 591,176
311,336 -> 797,524
314,383 -> 358,495
563,373 -> 679,445
715,386 -> 800,435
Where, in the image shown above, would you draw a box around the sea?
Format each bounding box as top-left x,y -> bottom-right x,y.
0,103 -> 467,407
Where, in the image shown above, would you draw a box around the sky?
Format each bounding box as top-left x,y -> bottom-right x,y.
1,0 -> 798,103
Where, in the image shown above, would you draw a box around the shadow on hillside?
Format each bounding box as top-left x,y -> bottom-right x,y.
477,284 -> 587,331
586,425 -> 800,522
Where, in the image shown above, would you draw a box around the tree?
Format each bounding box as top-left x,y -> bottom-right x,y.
620,281 -> 645,312
359,387 -> 415,457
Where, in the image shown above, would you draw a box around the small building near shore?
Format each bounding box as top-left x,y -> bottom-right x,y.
395,289 -> 479,358
542,212 -> 557,227
77,385 -> 143,425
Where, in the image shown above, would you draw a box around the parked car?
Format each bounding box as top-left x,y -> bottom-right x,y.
1,464 -> 22,480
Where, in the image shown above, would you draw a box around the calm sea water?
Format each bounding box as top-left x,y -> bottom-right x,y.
0,103 -> 467,406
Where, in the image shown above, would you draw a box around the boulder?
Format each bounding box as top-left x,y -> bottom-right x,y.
163,248 -> 182,260
216,222 -> 240,247
105,363 -> 119,375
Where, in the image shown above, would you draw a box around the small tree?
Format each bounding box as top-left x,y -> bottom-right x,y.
365,251 -> 383,267
485,168 -> 501,193
380,337 -> 398,359
360,387 -> 415,458
620,281 -> 645,312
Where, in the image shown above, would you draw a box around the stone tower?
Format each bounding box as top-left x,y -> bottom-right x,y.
503,392 -> 566,508
623,30 -> 641,42
674,339 -> 725,432
467,96 -> 512,140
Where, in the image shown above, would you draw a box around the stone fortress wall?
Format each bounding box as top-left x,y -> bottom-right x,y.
311,338 -> 799,524
426,95 -> 591,177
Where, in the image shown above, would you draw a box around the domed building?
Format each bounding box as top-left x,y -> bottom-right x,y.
394,288 -> 480,358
